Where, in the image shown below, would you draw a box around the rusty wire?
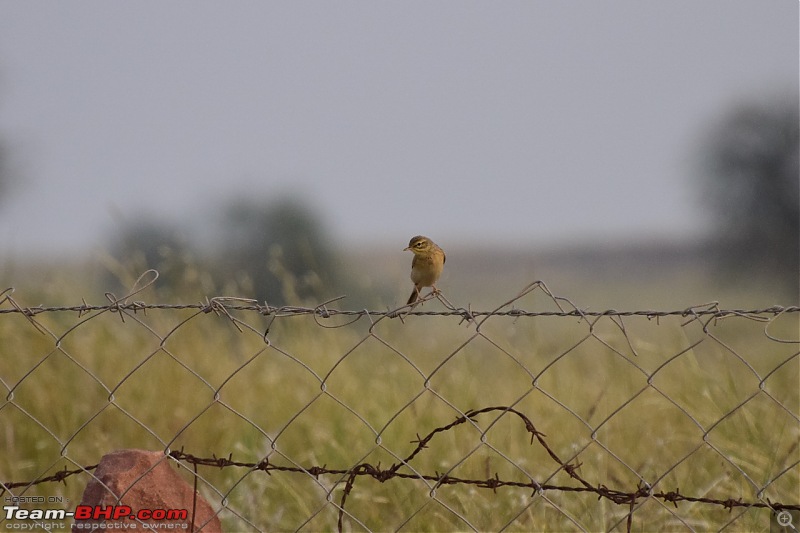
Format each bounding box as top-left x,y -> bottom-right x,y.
1,277 -> 798,532
3,407 -> 799,533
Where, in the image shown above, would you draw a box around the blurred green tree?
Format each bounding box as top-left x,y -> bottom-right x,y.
218,197 -> 344,305
101,220 -> 208,298
700,95 -> 799,297
0,71 -> 17,209
0,143 -> 8,207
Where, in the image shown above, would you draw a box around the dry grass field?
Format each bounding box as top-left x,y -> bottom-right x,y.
1,245 -> 798,531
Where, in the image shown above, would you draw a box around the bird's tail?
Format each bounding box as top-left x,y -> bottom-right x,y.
407,287 -> 420,305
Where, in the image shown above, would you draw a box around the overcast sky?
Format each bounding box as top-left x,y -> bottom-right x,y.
0,1 -> 796,257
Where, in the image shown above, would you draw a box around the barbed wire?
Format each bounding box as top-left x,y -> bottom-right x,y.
2,282 -> 797,321
4,406 -> 798,533
2,272 -> 798,532
4,409 -> 800,533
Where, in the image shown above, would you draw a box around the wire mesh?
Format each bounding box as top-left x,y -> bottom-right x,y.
1,275 -> 799,532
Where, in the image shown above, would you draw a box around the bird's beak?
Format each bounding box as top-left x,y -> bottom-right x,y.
403,246 -> 411,251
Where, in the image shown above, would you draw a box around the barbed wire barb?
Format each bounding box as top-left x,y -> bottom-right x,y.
2,275 -> 798,531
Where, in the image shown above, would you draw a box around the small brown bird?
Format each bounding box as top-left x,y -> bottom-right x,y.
404,235 -> 446,305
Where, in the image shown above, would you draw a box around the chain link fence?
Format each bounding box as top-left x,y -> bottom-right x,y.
1,273 -> 799,532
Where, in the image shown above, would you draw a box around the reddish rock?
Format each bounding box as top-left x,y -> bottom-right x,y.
71,449 -> 222,532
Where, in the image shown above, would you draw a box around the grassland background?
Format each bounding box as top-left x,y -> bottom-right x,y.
1,244 -> 798,532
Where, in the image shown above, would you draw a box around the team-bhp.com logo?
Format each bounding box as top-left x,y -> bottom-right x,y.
4,505 -> 189,530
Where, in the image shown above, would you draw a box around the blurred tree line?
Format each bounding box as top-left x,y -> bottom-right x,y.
217,198 -> 345,303
103,196 -> 353,306
0,133 -> 12,209
699,94 -> 798,298
95,93 -> 797,303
